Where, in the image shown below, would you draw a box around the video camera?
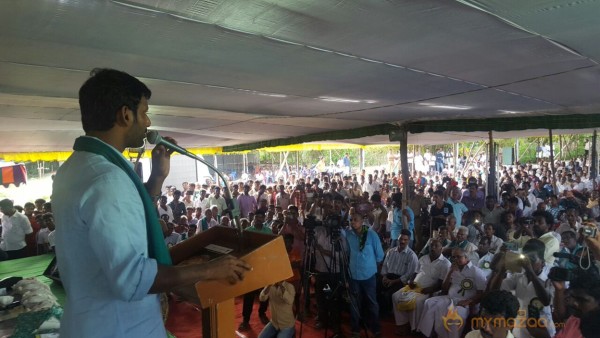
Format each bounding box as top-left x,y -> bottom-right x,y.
304,214 -> 344,230
549,251 -> 597,282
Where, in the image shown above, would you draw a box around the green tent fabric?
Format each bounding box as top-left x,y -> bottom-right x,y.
223,114 -> 600,152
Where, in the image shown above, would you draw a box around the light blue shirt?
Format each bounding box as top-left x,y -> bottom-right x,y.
391,206 -> 414,241
447,198 -> 468,226
345,227 -> 384,280
53,137 -> 165,338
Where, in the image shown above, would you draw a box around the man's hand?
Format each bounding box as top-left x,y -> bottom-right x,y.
449,262 -> 460,274
457,299 -> 471,307
150,136 -> 176,179
421,286 -> 434,295
552,280 -> 566,292
521,256 -> 535,277
408,280 -> 417,289
382,276 -> 391,287
203,255 -> 252,285
584,231 -> 600,259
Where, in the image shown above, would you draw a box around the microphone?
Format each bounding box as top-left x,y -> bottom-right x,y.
146,130 -> 189,155
553,252 -> 572,259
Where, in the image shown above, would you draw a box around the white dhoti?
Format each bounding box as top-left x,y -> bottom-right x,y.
392,291 -> 428,329
416,296 -> 469,338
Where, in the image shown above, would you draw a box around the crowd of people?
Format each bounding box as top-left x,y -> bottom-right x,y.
2,67 -> 600,338
111,154 -> 600,337
2,155 -> 600,337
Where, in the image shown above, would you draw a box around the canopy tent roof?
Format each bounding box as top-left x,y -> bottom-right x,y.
1,0 -> 600,158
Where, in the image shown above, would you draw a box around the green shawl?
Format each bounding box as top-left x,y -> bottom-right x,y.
73,136 -> 172,265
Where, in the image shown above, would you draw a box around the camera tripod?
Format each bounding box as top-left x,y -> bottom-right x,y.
297,222 -> 369,338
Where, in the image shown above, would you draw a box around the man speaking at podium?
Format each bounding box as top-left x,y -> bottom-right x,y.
52,69 -> 251,337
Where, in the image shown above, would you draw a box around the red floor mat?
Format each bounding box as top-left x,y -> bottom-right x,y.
165,296 -> 422,338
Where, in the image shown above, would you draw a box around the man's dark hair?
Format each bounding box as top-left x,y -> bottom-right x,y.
433,190 -> 444,197
570,269 -> 600,302
79,68 -> 151,132
34,198 -> 46,205
507,196 -> 520,205
400,229 -> 411,238
370,194 -> 381,203
479,290 -> 519,319
0,199 -> 14,209
24,202 -> 35,208
532,210 -> 554,227
479,236 -> 492,245
561,230 -> 577,241
522,238 -> 546,262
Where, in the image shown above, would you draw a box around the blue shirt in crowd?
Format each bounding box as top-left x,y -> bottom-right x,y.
345,227 -> 384,280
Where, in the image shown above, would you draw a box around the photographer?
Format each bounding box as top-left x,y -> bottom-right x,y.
488,238 -> 555,338
555,230 -> 583,270
551,269 -> 600,338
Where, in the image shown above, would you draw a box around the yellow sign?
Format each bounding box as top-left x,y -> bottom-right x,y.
442,302 -> 464,332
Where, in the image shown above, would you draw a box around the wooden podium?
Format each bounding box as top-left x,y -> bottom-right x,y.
169,226 -> 293,338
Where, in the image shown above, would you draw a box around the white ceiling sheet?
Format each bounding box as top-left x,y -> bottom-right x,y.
0,0 -> 599,153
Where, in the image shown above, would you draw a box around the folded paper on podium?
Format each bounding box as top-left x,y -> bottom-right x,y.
169,226 -> 293,337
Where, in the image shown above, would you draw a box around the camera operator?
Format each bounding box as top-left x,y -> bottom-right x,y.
488,239 -> 555,338
311,193 -> 347,336
556,230 -> 583,270
551,269 -> 600,338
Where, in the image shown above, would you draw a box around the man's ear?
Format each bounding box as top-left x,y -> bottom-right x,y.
115,105 -> 134,127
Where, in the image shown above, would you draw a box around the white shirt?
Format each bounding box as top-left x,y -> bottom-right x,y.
477,252 -> 494,279
157,204 -> 174,222
465,330 -> 514,338
447,262 -> 487,302
362,181 -> 380,196
539,232 -> 560,265
164,232 -> 181,247
194,197 -> 210,211
0,211 -> 33,251
414,254 -> 451,289
207,195 -> 227,214
47,230 -> 56,248
37,227 -> 50,245
501,265 -> 555,338
488,235 -> 504,253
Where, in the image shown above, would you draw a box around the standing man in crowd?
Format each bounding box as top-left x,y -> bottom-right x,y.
52,68 -> 251,337
346,212 -> 384,338
435,148 -> 445,173
0,199 -> 33,260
